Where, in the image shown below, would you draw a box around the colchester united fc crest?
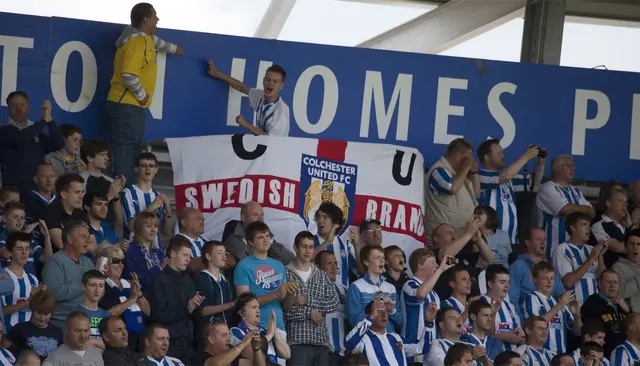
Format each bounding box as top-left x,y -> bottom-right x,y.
299,154 -> 358,233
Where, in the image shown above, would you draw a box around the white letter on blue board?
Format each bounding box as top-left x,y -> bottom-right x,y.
51,41 -> 97,113
149,53 -> 166,119
434,77 -> 468,144
293,65 -> 338,134
487,82 -> 517,148
571,89 -> 610,156
359,71 -> 413,141
630,94 -> 640,160
0,35 -> 34,107
226,59 -> 273,127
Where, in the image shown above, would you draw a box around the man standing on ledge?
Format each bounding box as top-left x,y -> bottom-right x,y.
105,2 -> 183,183
207,59 -> 290,136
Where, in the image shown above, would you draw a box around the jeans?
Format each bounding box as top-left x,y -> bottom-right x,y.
288,345 -> 329,366
104,100 -> 146,183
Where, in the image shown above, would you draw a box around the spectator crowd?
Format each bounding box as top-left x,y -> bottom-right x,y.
1,2 -> 640,366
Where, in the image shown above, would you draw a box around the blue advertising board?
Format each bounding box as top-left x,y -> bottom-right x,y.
0,12 -> 639,182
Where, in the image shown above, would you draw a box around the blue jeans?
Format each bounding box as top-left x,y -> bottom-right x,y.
104,100 -> 146,183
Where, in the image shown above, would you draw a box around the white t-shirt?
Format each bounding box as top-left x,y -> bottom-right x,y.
248,88 -> 290,136
294,267 -> 312,283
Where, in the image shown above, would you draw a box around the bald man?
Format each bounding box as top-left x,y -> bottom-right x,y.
177,207 -> 209,273
223,201 -> 294,268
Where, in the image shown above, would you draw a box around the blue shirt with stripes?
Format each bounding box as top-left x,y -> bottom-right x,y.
146,356 -> 185,366
428,167 -> 454,196
516,345 -> 553,366
523,290 -> 574,355
401,277 -> 438,346
91,220 -> 118,246
177,233 -> 207,258
0,348 -> 14,365
536,181 -> 591,259
230,321 -> 278,364
611,341 -> 640,366
460,332 -> 501,363
347,274 -> 403,333
442,297 -> 472,333
478,169 -> 529,244
481,295 -> 521,353
572,348 -> 610,366
313,235 -> 357,288
121,184 -> 165,247
553,242 -> 598,306
1,268 -> 38,331
326,282 -> 348,356
0,228 -> 44,276
345,317 -> 429,366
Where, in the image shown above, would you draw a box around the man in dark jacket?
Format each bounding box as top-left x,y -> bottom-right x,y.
0,91 -> 63,194
100,316 -> 148,366
149,235 -> 204,364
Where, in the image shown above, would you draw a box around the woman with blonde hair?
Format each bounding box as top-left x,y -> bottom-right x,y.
97,245 -> 150,352
123,211 -> 166,288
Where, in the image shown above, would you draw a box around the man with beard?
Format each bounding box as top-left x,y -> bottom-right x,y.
100,316 -> 146,365
613,229 -> 640,312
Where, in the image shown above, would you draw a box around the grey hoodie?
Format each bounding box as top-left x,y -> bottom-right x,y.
45,150 -> 83,177
612,257 -> 640,311
116,26 -> 177,101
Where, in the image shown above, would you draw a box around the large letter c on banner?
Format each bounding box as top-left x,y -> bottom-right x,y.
231,134 -> 267,160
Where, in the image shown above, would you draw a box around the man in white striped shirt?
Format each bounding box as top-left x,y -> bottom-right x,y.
611,313 -> 640,365
120,152 -> 173,247
482,264 -> 524,353
476,140 -> 545,245
176,208 -> 208,273
401,249 -> 455,363
536,155 -> 594,259
425,307 -> 468,366
553,212 -> 606,306
515,316 -> 553,366
207,59 -> 290,136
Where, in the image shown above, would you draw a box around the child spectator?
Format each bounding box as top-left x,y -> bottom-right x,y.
79,139 -> 125,227
45,124 -> 84,177
0,204 -> 52,275
475,205 -> 511,268
0,187 -> 20,217
4,290 -> 63,361
120,152 -> 173,247
1,232 -> 44,331
383,245 -> 409,295
76,269 -> 111,351
442,267 -> 474,333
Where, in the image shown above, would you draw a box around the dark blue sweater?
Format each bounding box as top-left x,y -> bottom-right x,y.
0,120 -> 63,193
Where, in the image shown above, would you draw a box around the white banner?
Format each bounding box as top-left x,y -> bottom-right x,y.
167,134 -> 426,259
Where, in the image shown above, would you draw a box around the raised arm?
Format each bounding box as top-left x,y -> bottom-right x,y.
207,59 -> 250,94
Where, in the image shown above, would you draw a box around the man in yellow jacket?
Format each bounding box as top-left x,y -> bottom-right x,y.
105,2 -> 182,182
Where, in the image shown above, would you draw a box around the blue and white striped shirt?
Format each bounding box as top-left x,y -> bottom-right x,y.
481,295 -> 521,352
0,348 -> 14,365
553,242 -> 598,306
523,291 -> 574,355
121,184 -> 165,247
460,332 -> 500,365
345,317 -> 429,366
1,268 -> 38,331
478,170 -> 529,244
401,278 -> 439,363
536,181 -> 591,259
177,232 -> 207,258
611,341 -> 640,366
326,282 -> 348,356
347,274 -> 403,333
442,297 -> 471,333
247,88 -> 290,136
146,356 -> 184,366
425,339 -> 473,365
428,167 -> 454,196
516,345 -> 553,366
314,235 -> 357,288
230,321 -> 278,364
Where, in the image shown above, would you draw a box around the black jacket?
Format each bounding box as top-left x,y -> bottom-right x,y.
149,266 -> 199,341
102,346 -> 148,366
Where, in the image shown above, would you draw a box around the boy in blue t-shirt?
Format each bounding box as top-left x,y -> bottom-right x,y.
77,269 -> 111,351
234,221 -> 292,331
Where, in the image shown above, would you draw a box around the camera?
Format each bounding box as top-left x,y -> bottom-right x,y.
531,145 -> 548,159
446,257 -> 459,265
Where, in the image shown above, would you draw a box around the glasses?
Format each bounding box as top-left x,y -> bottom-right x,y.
111,258 -> 125,265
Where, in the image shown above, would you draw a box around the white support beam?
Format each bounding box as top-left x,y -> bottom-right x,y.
253,0 -> 297,39
357,0 -> 526,54
565,0 -> 640,24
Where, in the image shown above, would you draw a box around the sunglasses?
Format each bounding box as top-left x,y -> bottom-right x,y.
111,258 -> 125,265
